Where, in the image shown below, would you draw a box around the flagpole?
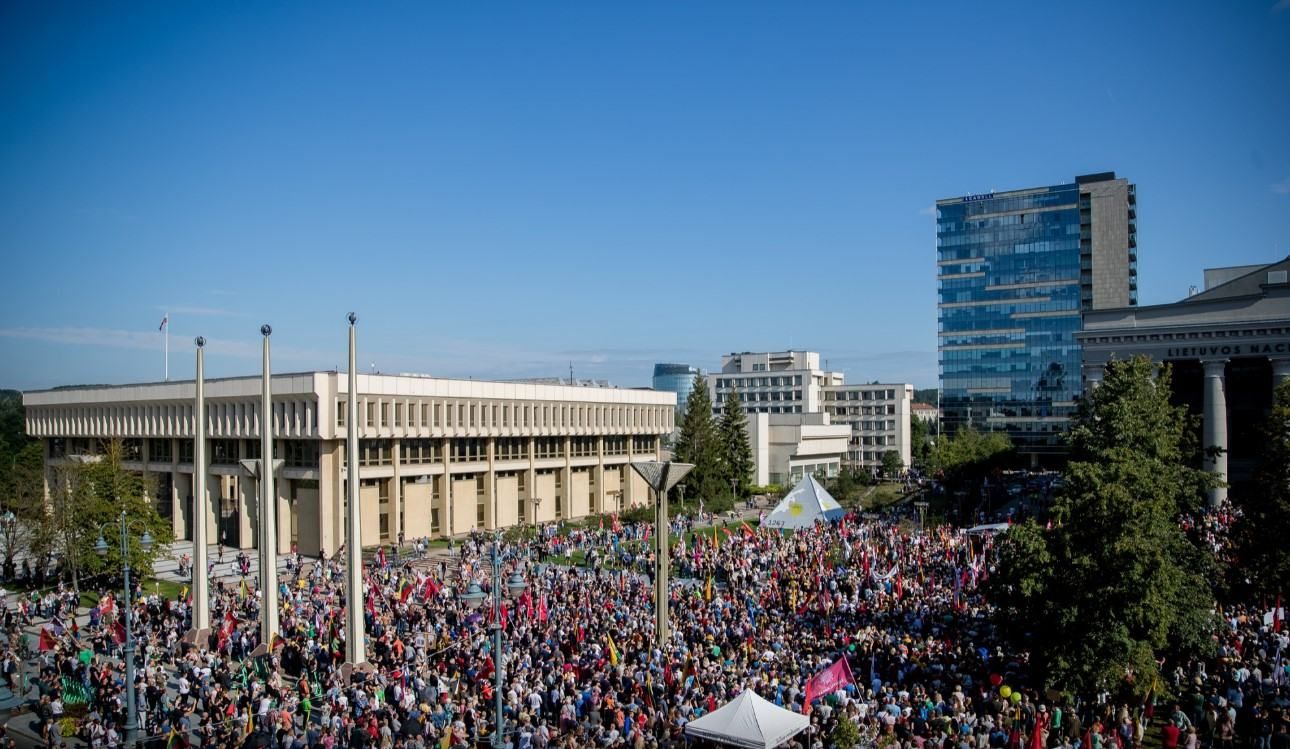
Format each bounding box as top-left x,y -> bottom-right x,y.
164,312 -> 170,381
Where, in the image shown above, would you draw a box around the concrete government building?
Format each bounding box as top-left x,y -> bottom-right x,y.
1079,257 -> 1290,505
22,372 -> 676,557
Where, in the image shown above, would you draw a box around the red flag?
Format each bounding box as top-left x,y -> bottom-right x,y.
399,581 -> 415,603
643,526 -> 651,545
537,595 -> 548,623
500,604 -> 509,631
1275,595 -> 1283,633
802,657 -> 856,714
112,621 -> 127,645
721,527 -> 733,539
422,577 -> 440,601
38,628 -> 57,651
741,522 -> 755,539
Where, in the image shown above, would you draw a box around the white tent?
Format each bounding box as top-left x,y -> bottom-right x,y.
684,689 -> 810,748
762,475 -> 845,530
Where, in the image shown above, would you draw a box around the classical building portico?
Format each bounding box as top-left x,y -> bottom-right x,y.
1078,257 -> 1290,505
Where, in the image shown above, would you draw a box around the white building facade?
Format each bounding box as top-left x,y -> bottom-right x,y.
745,412 -> 851,487
709,351 -> 843,416
822,383 -> 913,473
23,372 -> 675,557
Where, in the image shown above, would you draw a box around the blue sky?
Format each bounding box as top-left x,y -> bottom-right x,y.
2,1 -> 1288,391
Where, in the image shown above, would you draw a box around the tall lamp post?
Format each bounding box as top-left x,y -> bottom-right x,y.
629,461 -> 693,649
95,510 -> 155,748
460,533 -> 527,748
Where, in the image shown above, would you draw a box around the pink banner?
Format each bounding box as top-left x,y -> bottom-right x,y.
802,657 -> 856,713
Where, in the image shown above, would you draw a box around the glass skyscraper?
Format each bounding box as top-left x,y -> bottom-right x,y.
652,363 -> 702,415
936,173 -> 1136,462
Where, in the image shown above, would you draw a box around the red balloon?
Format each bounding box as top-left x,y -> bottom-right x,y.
989,673 -> 1003,687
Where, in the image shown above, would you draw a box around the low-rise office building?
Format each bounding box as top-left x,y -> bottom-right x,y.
710,351 -> 843,415
744,412 -> 851,487
822,383 -> 914,472
23,372 -> 675,556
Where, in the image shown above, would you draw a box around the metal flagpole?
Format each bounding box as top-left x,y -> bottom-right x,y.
163,313 -> 169,381
191,337 -> 210,633
259,325 -> 279,643
346,313 -> 366,665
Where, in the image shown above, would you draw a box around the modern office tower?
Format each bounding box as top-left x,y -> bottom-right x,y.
936,172 -> 1137,463
652,363 -> 703,415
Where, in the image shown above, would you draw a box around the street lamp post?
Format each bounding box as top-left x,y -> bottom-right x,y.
460,534 -> 527,748
95,511 -> 155,749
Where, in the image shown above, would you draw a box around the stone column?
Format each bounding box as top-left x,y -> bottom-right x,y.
390,439 -> 402,542
485,438 -> 496,530
1084,363 -> 1105,390
1272,357 -> 1290,387
1202,359 -> 1228,508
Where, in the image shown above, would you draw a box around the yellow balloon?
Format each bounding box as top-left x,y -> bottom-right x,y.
999,686 -> 1012,699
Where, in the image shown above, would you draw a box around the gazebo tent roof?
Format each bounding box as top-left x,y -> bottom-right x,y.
762,475 -> 846,530
683,689 -> 810,749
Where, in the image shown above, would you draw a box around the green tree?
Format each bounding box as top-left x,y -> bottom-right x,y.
929,426 -> 1013,487
909,416 -> 933,470
719,388 -> 754,497
1232,378 -> 1290,597
673,375 -> 724,505
33,439 -> 174,592
880,449 -> 904,479
0,442 -> 44,573
990,356 -> 1217,699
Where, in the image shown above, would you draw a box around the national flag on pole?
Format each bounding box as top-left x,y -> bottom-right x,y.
112,621 -> 127,645
38,627 -> 57,651
741,522 -> 756,539
240,579 -> 250,600
606,634 -> 620,666
537,594 -> 548,623
159,316 -> 168,331
704,575 -> 714,602
1275,595 -> 1284,633
802,656 -> 857,714
399,580 -> 415,603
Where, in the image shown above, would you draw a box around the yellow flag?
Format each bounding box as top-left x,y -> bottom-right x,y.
704,576 -> 713,602
180,585 -> 189,600
607,634 -> 620,666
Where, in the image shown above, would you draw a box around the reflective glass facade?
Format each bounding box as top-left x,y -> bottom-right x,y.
937,184 -> 1084,460
652,363 -> 701,414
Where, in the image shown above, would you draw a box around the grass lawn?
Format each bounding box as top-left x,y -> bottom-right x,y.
863,483 -> 913,510
78,577 -> 186,608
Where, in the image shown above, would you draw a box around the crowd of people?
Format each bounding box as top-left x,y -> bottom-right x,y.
4,497 -> 1287,749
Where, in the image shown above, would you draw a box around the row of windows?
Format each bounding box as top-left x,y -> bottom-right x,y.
836,419 -> 898,431
830,405 -> 899,417
338,398 -> 670,433
824,389 -> 898,401
714,375 -> 805,389
847,450 -> 898,464
52,435 -> 655,470
30,400 -> 319,440
716,390 -> 803,404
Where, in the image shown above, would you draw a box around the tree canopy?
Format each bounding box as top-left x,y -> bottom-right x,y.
34,439 -> 174,590
929,426 -> 1013,487
989,356 -> 1217,699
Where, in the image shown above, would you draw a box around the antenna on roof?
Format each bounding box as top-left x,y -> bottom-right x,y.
569,361 -> 574,385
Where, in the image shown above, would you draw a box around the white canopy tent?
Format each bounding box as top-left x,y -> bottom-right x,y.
762,475 -> 846,530
683,689 -> 810,748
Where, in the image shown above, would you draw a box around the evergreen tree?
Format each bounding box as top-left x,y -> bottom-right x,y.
719,388 -> 754,497
990,356 -> 1217,698
673,375 -> 724,504
1232,378 -> 1290,598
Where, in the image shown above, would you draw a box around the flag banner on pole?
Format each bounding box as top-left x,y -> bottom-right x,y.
159,316 -> 168,331
802,656 -> 857,714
